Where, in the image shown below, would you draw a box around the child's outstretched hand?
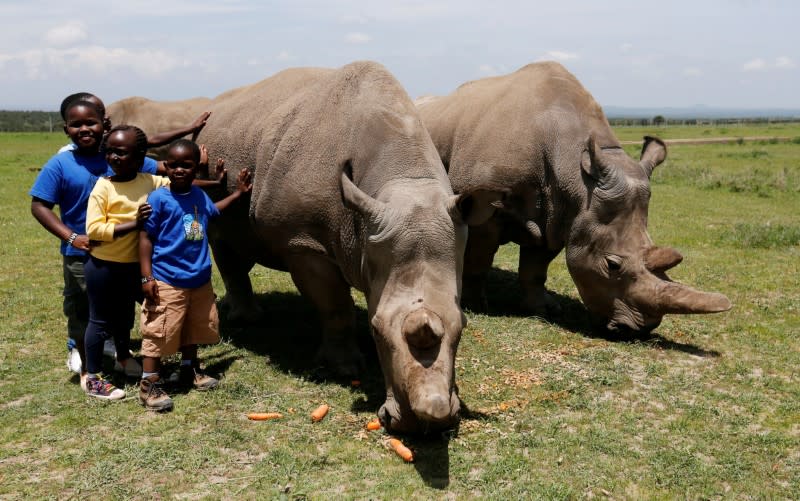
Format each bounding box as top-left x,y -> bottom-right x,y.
235,169 -> 253,194
214,158 -> 228,185
190,111 -> 211,141
198,144 -> 209,177
136,203 -> 152,225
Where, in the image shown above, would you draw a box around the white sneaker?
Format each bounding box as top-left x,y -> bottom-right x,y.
66,348 -> 82,374
103,339 -> 117,358
114,357 -> 143,378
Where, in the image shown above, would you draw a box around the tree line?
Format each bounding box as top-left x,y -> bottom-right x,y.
0,111 -> 61,132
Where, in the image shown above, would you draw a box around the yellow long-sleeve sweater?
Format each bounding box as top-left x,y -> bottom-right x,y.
86,173 -> 170,263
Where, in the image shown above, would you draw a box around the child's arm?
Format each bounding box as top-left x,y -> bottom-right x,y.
147,111 -> 212,148
30,197 -> 91,251
111,204 -> 153,237
214,164 -> 253,213
193,149 -> 227,188
138,229 -> 159,303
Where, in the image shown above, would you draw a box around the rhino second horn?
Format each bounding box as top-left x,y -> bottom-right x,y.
402,307 -> 445,350
655,281 -> 733,315
644,246 -> 683,272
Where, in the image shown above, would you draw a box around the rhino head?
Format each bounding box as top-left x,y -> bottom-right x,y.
341,169 -> 502,433
566,136 -> 731,335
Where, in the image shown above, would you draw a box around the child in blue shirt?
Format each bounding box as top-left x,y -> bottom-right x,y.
138,139 -> 252,411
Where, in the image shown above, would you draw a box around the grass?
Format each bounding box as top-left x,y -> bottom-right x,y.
1,129 -> 799,498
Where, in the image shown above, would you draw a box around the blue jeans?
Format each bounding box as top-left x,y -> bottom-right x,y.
84,255 -> 141,374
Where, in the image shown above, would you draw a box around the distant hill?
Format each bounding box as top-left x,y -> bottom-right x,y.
603,105 -> 800,120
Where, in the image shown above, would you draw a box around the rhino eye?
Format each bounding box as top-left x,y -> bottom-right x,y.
606,255 -> 622,273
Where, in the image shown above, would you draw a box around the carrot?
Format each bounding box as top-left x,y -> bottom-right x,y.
246,412 -> 283,421
366,418 -> 382,431
388,438 -> 414,462
350,380 -> 361,388
310,404 -> 329,423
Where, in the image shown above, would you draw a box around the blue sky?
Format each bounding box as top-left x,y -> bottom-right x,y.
1,0 -> 797,110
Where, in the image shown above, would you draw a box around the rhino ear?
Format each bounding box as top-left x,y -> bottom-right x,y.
448,187 -> 507,226
639,136 -> 667,178
339,160 -> 386,219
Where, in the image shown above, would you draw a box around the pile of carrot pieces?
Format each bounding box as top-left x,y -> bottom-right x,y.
246,407 -> 414,462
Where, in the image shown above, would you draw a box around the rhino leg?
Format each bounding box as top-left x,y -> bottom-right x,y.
287,254 -> 363,377
518,245 -> 562,316
211,240 -> 263,325
461,223 -> 501,312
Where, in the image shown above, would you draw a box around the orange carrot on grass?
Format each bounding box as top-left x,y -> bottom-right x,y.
388,438 -> 414,462
366,418 -> 381,431
246,412 -> 283,421
310,404 -> 329,423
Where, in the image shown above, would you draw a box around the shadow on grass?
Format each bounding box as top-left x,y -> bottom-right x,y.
476,266 -> 720,358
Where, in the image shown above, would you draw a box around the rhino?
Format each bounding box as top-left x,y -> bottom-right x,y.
106,96 -> 212,158
194,61 -> 502,433
416,61 -> 731,334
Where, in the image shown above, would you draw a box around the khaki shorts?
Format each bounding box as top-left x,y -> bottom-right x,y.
140,280 -> 220,358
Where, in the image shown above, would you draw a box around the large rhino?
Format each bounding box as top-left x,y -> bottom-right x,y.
416,61 -> 731,334
195,61 -> 501,433
106,96 -> 212,158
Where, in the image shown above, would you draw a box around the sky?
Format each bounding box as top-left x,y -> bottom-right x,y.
1,0 -> 798,111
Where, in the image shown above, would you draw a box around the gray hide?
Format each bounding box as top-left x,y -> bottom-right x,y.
417,61 -> 731,334
196,61 -> 501,433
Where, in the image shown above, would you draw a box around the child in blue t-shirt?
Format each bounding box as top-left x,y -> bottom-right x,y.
137,139 -> 252,411
29,99 -> 161,388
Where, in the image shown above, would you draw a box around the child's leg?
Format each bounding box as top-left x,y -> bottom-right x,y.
139,355 -> 172,412
139,279 -> 183,410
178,282 -> 221,391
109,262 -> 142,377
62,255 -> 89,373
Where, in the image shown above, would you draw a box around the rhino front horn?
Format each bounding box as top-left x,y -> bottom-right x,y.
655,281 -> 733,315
402,307 -> 444,351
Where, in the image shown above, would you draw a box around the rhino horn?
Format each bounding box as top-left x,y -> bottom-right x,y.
339,161 -> 386,220
581,135 -> 615,182
644,246 -> 683,272
639,136 -> 667,178
447,187 -> 507,226
402,307 -> 445,352
653,281 -> 732,315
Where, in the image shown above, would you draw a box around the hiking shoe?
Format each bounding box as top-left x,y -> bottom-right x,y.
179,366 -> 219,391
66,347 -> 82,374
103,339 -> 117,358
114,357 -> 143,378
85,375 -> 125,400
139,375 -> 173,412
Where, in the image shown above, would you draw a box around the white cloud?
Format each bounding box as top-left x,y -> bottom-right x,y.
44,22 -> 88,47
743,58 -> 767,71
345,32 -> 371,44
683,67 -> 702,76
542,50 -> 578,61
276,50 -> 293,62
620,43 -> 633,53
775,56 -> 795,69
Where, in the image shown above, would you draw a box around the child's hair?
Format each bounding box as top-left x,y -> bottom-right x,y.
60,92 -> 103,120
63,99 -> 104,123
104,124 -> 149,156
168,138 -> 201,164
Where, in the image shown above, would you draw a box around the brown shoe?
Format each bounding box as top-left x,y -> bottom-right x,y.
179,365 -> 219,391
139,375 -> 174,412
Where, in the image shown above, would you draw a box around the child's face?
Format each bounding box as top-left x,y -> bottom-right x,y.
105,130 -> 142,178
165,146 -> 197,191
63,105 -> 104,153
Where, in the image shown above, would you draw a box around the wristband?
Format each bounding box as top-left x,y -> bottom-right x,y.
141,276 -> 155,284
66,232 -> 78,246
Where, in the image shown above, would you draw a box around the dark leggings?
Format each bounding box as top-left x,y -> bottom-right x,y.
84,255 -> 141,374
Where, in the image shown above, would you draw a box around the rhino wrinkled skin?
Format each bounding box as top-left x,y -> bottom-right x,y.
417,61 -> 731,334
193,61 -> 501,433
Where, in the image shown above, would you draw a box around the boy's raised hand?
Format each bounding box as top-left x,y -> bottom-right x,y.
214,158 -> 228,184
236,168 -> 253,193
190,111 -> 211,141
136,203 -> 152,225
142,280 -> 160,304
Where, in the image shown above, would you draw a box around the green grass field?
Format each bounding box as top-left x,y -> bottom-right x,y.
1,128 -> 798,499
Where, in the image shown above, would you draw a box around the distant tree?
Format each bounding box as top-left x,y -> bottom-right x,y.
653,115 -> 665,126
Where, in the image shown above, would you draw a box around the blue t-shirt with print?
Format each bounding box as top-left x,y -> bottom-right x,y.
143,186 -> 220,289
29,150 -> 158,257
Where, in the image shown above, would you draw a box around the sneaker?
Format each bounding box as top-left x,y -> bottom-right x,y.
85,375 -> 125,400
66,347 -> 82,374
103,339 -> 117,358
139,375 -> 174,412
114,357 -> 143,378
179,365 -> 219,391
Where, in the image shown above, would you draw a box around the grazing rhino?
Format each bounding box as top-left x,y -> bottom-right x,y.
195,61 -> 502,433
106,96 -> 212,158
416,61 -> 731,334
